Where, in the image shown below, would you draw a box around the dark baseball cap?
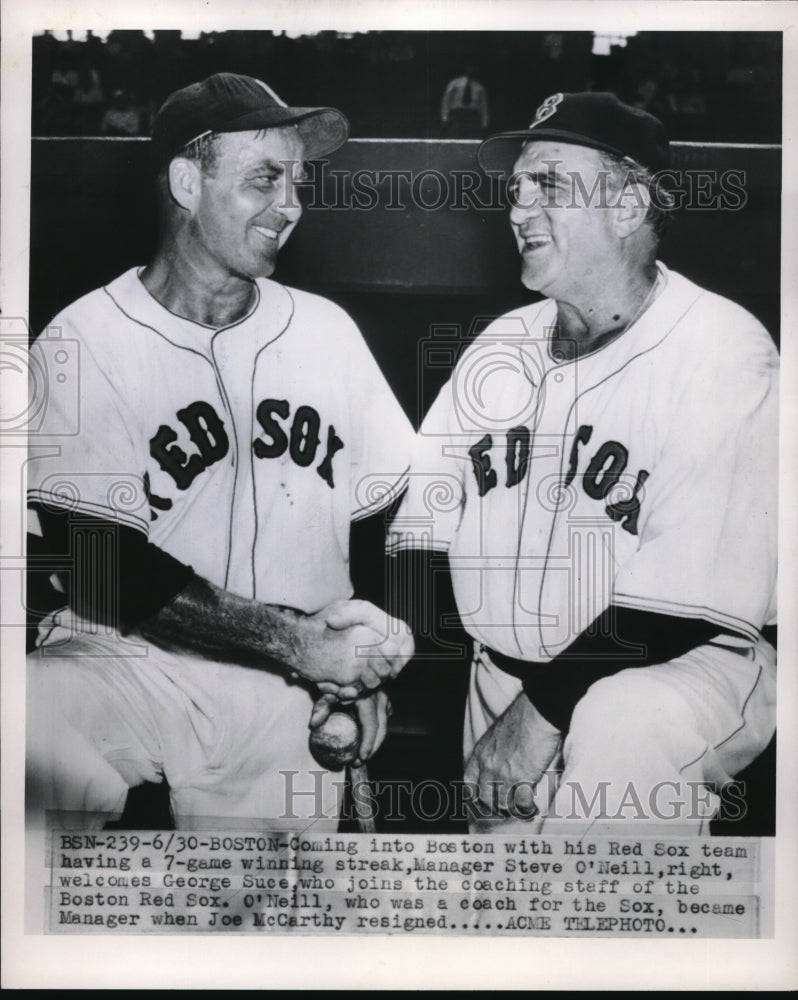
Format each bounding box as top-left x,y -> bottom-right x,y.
151,72 -> 350,166
478,92 -> 670,175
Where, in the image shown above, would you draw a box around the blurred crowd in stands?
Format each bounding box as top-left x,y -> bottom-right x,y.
32,29 -> 781,143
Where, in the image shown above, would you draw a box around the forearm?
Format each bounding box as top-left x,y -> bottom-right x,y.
138,574 -> 311,673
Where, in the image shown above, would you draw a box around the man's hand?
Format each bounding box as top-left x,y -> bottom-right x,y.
464,693 -> 562,823
310,689 -> 391,765
292,599 -> 414,697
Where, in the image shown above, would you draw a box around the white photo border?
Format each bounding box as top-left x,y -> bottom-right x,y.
2,0 -> 797,989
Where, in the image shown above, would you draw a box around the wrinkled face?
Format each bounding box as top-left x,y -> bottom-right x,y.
191,127 -> 305,280
509,141 -> 621,301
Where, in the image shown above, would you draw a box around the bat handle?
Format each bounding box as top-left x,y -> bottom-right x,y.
348,762 -> 377,834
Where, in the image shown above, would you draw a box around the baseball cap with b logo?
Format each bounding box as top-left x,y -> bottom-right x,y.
531,92 -> 564,124
151,72 -> 350,167
477,91 -> 670,175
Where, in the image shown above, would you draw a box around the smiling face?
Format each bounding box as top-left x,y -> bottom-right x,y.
509,140 -> 622,302
188,127 -> 306,281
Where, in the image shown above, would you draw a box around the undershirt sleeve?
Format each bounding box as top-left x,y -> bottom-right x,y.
30,503 -> 195,633
387,548 -> 469,660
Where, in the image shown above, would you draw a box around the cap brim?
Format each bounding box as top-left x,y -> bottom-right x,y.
295,109 -> 350,160
478,128 -> 629,176
214,106 -> 349,160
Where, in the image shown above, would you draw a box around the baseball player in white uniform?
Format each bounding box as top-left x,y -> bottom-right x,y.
27,73 -> 414,829
389,93 -> 777,835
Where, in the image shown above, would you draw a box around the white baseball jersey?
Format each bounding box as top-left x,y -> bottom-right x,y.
29,266 -> 413,614
26,267 -> 413,826
389,263 -> 778,662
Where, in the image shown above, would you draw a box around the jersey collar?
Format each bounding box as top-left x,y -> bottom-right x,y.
103,267 -> 293,359
520,264 -> 704,384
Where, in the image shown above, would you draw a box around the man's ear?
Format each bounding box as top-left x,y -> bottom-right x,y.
167,157 -> 202,212
614,180 -> 651,238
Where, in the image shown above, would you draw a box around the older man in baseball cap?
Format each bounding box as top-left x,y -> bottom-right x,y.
27,74 -> 415,829
390,91 -> 777,835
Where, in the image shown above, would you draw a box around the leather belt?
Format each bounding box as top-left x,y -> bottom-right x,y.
479,642 -> 534,680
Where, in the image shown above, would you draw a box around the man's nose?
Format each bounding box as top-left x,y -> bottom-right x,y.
509,180 -> 544,224
277,169 -> 304,223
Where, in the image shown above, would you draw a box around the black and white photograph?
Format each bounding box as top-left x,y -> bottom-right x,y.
2,0 -> 797,990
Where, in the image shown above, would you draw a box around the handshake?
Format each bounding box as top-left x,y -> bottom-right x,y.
289,597 -> 414,699
288,599 -> 415,768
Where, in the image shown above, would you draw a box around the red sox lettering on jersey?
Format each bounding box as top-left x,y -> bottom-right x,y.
147,394 -> 345,508
467,420 -> 649,535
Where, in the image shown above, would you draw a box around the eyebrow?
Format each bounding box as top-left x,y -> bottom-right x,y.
243,158 -> 309,183
513,169 -> 565,186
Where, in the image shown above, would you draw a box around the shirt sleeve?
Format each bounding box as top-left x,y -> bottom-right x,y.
27,318 -> 151,535
387,377 -> 466,554
612,337 -> 778,642
347,326 -> 416,523
26,316 -> 197,629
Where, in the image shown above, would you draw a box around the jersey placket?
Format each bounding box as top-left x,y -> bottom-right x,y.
512,354 -> 580,661
209,284 -> 293,598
